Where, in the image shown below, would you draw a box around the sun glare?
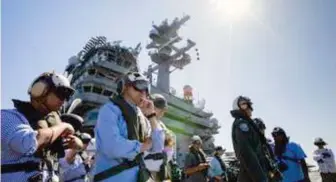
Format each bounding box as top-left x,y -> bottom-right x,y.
211,0 -> 252,21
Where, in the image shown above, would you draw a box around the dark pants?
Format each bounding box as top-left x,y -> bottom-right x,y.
321,172 -> 336,182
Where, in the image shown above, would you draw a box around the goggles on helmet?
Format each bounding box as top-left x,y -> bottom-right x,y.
130,80 -> 150,94
53,86 -> 75,101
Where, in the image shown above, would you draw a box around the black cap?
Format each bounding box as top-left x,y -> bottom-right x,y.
150,94 -> 168,109
215,146 -> 225,152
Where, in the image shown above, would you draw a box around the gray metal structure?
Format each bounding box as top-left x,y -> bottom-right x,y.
64,15 -> 220,166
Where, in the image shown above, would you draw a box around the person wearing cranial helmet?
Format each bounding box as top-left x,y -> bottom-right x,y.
230,96 -> 272,182
1,71 -> 79,182
313,137 -> 336,182
93,71 -> 164,182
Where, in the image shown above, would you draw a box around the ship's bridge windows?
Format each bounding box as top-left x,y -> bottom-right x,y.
92,86 -> 103,94
102,89 -> 113,96
116,58 -> 123,66
107,52 -> 116,63
95,67 -> 119,81
83,84 -> 92,92
88,68 -> 96,75
104,71 -> 117,81
96,71 -> 105,78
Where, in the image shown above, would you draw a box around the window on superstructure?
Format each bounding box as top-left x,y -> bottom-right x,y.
88,68 -> 96,75
116,58 -> 123,66
107,52 -> 115,62
83,85 -> 91,92
97,71 -> 106,78
106,72 -> 117,80
86,111 -> 99,123
92,86 -> 103,94
102,89 -> 113,96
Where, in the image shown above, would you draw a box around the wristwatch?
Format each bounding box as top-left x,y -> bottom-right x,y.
146,113 -> 156,119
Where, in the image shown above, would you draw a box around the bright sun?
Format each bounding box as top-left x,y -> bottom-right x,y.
211,0 -> 252,21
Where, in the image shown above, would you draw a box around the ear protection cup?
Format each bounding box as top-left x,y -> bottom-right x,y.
30,81 -> 50,98
116,79 -> 125,94
28,73 -> 53,99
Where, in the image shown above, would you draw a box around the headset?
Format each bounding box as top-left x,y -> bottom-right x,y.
28,72 -> 54,99
116,78 -> 124,94
28,72 -> 74,100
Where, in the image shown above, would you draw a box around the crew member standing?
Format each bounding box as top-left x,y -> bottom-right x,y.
93,72 -> 163,182
313,137 -> 336,182
271,127 -> 310,182
231,96 -> 269,182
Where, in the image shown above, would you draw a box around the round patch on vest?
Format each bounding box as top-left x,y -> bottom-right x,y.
239,123 -> 249,132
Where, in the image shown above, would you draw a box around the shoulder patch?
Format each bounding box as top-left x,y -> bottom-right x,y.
239,123 -> 249,132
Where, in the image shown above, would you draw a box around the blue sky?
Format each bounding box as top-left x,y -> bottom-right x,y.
2,0 -> 336,164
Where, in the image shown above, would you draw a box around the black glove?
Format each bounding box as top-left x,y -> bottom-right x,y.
322,152 -> 331,158
317,159 -> 324,163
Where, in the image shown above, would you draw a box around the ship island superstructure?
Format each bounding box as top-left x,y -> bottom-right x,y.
64,15 -> 220,166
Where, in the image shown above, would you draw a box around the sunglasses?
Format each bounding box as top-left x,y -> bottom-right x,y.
82,139 -> 91,144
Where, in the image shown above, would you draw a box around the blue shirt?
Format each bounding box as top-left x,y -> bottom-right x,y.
275,142 -> 306,182
93,102 -> 165,182
59,150 -> 87,182
1,109 -> 40,182
208,157 -> 225,178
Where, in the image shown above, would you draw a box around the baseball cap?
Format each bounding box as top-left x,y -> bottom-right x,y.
150,94 -> 168,109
